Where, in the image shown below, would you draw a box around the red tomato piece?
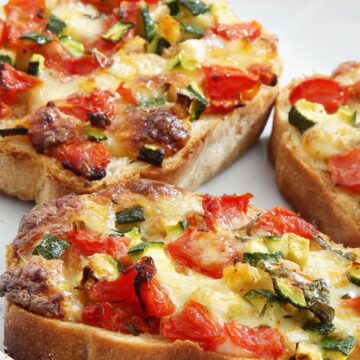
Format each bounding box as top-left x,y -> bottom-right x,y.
81,0 -> 121,14
82,302 -> 113,328
138,278 -> 176,318
57,90 -> 117,124
116,82 -> 137,105
161,300 -> 226,351
5,0 -> 47,50
203,65 -> 259,102
90,267 -> 142,314
224,322 -> 286,360
202,193 -> 253,231
0,19 -> 6,47
328,147 -> 360,193
253,207 -> 319,239
0,62 -> 41,104
248,63 -> 277,86
67,228 -> 130,259
50,141 -> 111,180
343,296 -> 360,314
165,227 -> 241,279
213,21 -> 262,41
289,78 -> 347,114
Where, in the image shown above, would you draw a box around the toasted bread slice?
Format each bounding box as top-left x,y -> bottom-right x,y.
1,179 -> 360,359
270,62 -> 360,247
0,0 -> 281,203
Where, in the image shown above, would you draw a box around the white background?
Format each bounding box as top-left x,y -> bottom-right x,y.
0,0 -> 360,356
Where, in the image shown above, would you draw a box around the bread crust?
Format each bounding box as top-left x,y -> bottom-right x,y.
4,304 -> 254,360
270,62 -> 360,247
0,31 -> 281,203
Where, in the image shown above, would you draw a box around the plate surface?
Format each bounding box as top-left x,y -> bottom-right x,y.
0,0 -> 360,356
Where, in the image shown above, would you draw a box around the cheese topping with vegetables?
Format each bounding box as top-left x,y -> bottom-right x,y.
287,75 -> 360,194
0,0 -> 279,182
2,180 -> 360,359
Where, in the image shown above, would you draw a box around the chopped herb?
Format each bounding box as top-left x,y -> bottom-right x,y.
33,234 -> 69,260
243,251 -> 283,267
20,32 -> 51,46
116,206 -> 146,224
47,14 -> 66,35
102,22 -> 134,43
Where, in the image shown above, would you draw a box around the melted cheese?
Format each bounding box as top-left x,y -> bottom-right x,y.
302,120 -> 360,160
52,2 -> 105,42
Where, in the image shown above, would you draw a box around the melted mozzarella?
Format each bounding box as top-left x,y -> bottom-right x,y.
52,2 -> 105,42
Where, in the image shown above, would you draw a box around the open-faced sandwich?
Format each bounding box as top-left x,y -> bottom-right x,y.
270,62 -> 360,247
0,0 -> 281,203
1,178 -> 360,359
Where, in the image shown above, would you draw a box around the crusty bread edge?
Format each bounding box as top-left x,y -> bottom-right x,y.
0,81 -> 279,203
269,65 -> 360,247
4,304 -> 255,360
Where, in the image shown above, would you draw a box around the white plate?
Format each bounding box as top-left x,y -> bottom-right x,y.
0,0 -> 360,356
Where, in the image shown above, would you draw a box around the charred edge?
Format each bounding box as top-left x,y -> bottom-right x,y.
88,112 -> 111,128
80,265 -> 98,289
0,127 -> 29,137
134,257 -> 156,311
268,74 -> 278,87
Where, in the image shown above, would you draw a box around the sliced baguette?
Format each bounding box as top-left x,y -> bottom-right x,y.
2,179 -> 360,359
0,80 -> 278,203
270,62 -> 360,247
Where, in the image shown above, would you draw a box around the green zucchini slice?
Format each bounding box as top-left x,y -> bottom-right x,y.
137,144 -> 165,167
273,277 -> 307,308
102,22 -> 134,43
59,36 -> 85,58
348,263 -> 360,286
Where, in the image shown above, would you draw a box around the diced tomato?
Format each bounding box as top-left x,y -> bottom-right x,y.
56,91 -> 117,124
67,228 -> 130,259
289,78 -> 347,114
248,63 -> 277,86
85,14 -> 133,56
203,65 -> 259,102
116,82 -> 137,105
253,207 -> 319,240
109,305 -> 160,334
161,300 -> 226,351
213,21 -> 262,41
90,267 -> 142,314
224,322 -> 286,360
138,278 -> 176,318
50,141 -> 111,180
5,0 -> 47,50
343,296 -> 360,314
0,19 -> 6,47
202,193 -> 253,232
0,62 -> 41,104
328,147 -> 360,193
82,302 -> 159,334
82,302 -> 113,328
165,227 -> 241,279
